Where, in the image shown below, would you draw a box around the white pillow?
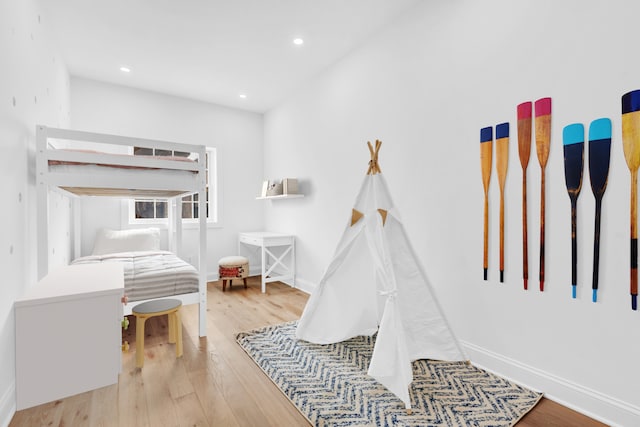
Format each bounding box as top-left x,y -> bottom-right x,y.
92,228 -> 160,255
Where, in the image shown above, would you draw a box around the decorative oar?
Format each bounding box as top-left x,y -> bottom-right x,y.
563,123 -> 584,299
480,127 -> 493,280
517,102 -> 532,290
622,90 -> 640,310
588,118 -> 612,303
535,97 -> 552,291
496,123 -> 509,282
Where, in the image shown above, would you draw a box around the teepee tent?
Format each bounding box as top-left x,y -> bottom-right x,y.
296,140 -> 466,409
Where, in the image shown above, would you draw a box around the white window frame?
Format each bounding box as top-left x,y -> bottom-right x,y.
128,147 -> 220,227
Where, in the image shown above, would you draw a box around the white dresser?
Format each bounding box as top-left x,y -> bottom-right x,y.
15,263 -> 124,410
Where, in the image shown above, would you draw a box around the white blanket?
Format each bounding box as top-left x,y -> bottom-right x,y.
72,250 -> 199,302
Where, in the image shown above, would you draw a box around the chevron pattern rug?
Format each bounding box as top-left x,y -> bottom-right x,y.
236,321 -> 542,427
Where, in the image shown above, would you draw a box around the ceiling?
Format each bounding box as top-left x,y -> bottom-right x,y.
40,0 -> 420,113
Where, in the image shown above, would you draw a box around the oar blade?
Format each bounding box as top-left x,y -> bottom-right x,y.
535,97 -> 552,168
563,123 -> 585,197
517,102 -> 532,169
622,90 -> 640,171
496,123 -> 509,188
588,118 -> 612,197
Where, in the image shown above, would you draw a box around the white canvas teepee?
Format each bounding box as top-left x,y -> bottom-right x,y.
296,140 -> 466,409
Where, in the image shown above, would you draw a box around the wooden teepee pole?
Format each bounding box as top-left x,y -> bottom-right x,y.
367,140 -> 382,175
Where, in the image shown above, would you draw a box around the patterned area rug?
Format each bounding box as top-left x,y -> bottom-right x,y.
236,322 -> 542,427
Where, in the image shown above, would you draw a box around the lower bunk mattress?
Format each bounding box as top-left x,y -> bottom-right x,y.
71,250 -> 199,302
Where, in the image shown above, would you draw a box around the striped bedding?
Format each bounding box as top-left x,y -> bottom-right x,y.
71,250 -> 199,302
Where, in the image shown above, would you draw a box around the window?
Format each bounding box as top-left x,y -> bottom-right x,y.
129,147 -> 218,225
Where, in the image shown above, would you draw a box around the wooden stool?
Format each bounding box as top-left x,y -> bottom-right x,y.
218,255 -> 249,291
132,298 -> 183,368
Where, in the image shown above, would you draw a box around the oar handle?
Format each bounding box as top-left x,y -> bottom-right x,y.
522,172 -> 528,290
539,170 -> 546,291
592,197 -> 603,302
570,197 -> 578,296
484,193 -> 489,280
631,171 -> 638,309
500,191 -> 505,282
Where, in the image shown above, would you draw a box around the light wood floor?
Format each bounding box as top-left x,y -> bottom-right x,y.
10,277 -> 608,427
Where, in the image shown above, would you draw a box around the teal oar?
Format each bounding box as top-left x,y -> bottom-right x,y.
588,118 -> 612,303
563,124 -> 584,299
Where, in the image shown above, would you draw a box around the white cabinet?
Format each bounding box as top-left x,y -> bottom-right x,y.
15,263 -> 124,410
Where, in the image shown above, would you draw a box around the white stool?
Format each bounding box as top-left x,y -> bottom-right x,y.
218,255 -> 249,291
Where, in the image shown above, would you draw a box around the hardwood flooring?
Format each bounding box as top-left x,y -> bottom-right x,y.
10,277 -> 607,426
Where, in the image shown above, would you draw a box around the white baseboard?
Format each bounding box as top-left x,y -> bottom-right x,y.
462,340 -> 640,427
0,382 -> 15,427
291,277 -> 314,294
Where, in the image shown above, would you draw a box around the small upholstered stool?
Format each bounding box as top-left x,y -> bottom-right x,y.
132,298 -> 183,368
218,255 -> 249,291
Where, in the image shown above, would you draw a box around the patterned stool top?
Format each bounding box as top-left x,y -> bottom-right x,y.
219,255 -> 249,266
132,298 -> 182,315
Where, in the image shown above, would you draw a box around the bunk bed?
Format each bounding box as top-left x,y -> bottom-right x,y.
36,125 -> 208,337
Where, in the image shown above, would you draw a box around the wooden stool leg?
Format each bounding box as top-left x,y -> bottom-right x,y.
175,309 -> 183,358
168,312 -> 176,344
135,315 -> 147,368
243,278 -> 247,289
222,279 -> 226,292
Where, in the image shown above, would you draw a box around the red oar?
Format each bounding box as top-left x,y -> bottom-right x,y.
622,89 -> 640,310
480,127 -> 493,280
588,118 -> 612,303
563,123 -> 584,299
517,102 -> 532,289
535,97 -> 552,292
496,123 -> 509,282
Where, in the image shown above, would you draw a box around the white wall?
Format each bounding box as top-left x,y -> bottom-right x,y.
70,77 -> 264,277
0,1 -> 70,425
264,0 -> 640,425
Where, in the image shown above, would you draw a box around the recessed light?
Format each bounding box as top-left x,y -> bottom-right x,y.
293,38 -> 304,46
120,66 -> 131,73
239,94 -> 247,99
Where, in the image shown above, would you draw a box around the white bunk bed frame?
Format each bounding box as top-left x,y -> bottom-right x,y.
36,125 -> 208,337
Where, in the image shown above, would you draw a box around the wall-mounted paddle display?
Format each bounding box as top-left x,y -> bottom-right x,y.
588,118 -> 612,303
622,90 -> 640,310
563,123 -> 585,299
496,123 -> 509,283
535,98 -> 552,292
480,127 -> 493,281
517,102 -> 532,290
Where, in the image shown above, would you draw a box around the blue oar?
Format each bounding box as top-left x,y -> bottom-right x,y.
622,90 -> 640,310
480,127 -> 493,280
588,118 -> 612,303
563,124 -> 584,299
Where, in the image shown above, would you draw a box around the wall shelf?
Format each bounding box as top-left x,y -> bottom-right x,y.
256,194 -> 304,200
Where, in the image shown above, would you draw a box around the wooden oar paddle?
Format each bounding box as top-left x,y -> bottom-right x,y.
480,127 -> 493,280
622,89 -> 640,310
535,97 -> 552,291
562,123 -> 584,299
588,118 -> 612,303
496,123 -> 509,282
517,102 -> 532,290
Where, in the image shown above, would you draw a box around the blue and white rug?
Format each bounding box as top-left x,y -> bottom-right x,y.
236,321 -> 542,427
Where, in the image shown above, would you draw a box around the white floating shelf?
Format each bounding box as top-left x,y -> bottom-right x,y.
256,194 -> 304,200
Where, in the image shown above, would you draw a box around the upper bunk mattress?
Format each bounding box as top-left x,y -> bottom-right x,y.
71,250 -> 199,302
